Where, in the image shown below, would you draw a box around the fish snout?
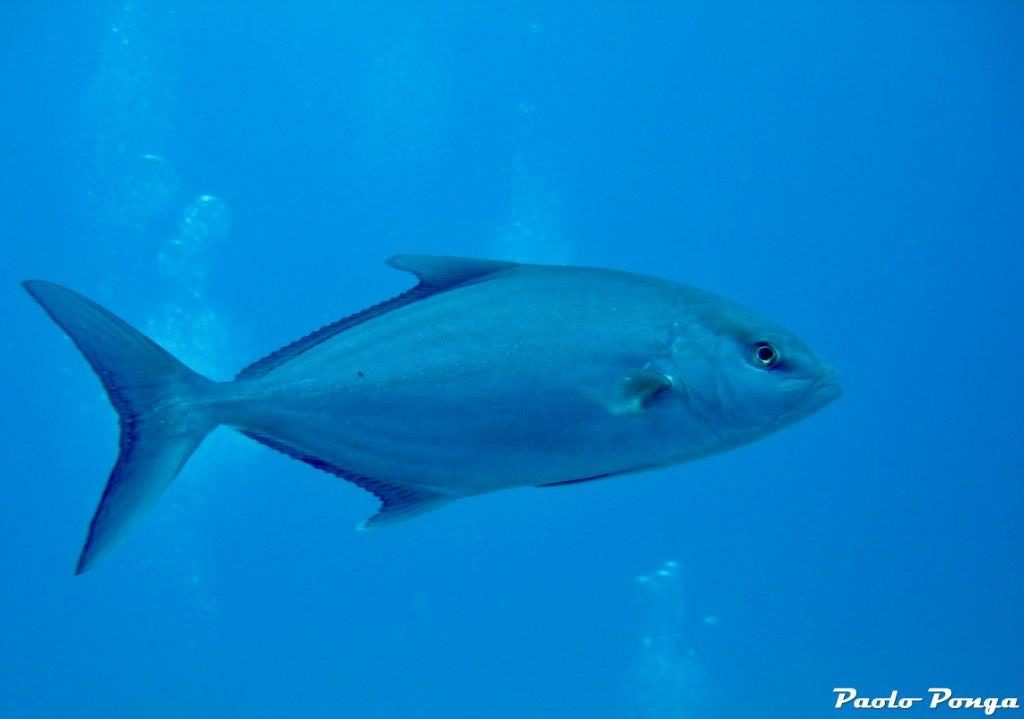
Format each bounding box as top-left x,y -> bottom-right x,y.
812,364 -> 843,406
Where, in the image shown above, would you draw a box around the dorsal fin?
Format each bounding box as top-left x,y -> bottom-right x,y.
386,254 -> 516,286
242,431 -> 453,527
236,255 -> 517,380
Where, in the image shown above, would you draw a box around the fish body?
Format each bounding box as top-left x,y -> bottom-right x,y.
24,255 -> 840,572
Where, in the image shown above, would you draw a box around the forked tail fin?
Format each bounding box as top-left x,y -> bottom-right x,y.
22,281 -> 220,574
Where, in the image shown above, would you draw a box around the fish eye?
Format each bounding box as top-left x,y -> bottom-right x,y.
753,342 -> 780,369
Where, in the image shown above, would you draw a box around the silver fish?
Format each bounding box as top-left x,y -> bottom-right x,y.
24,255 -> 840,573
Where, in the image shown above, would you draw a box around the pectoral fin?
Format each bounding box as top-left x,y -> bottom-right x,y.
607,369 -> 673,415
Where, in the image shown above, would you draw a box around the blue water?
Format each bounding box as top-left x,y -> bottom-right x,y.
2,3 -> 1022,717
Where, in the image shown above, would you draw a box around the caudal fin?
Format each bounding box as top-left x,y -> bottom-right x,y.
23,281 -> 219,574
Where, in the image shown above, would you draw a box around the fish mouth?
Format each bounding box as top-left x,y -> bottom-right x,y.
808,366 -> 843,408
776,367 -> 842,426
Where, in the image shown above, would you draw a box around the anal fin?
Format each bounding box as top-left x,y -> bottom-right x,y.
355,479 -> 452,530
241,431 -> 452,529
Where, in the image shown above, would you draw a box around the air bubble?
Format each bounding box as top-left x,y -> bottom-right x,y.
158,194 -> 231,295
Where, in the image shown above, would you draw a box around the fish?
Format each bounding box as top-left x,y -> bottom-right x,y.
23,255 -> 841,573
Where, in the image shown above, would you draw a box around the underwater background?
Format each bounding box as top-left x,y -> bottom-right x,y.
2,2 -> 1022,717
